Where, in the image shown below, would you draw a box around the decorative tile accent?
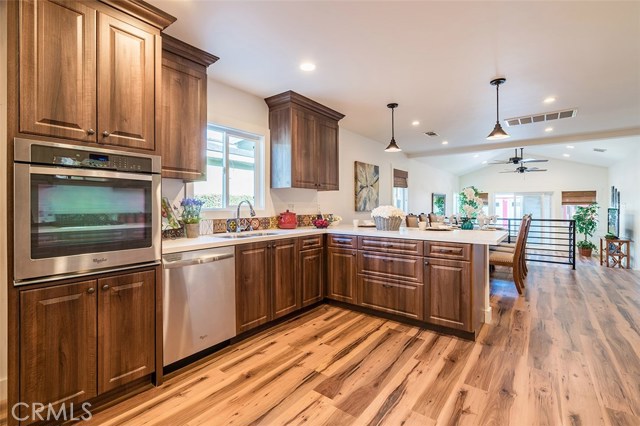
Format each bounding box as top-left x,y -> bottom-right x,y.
259,217 -> 271,230
213,219 -> 227,234
226,219 -> 238,232
250,217 -> 261,230
199,220 -> 213,235
269,216 -> 279,229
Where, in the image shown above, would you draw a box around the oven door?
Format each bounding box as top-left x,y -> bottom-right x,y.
14,164 -> 161,284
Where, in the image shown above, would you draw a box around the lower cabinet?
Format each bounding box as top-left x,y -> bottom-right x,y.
424,258 -> 471,331
235,239 -> 299,333
300,247 -> 324,307
19,269 -> 156,421
326,247 -> 357,303
358,276 -> 424,320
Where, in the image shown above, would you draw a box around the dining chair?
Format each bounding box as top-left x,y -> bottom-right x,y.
406,214 -> 419,228
490,215 -> 532,279
489,214 -> 531,294
419,213 -> 429,223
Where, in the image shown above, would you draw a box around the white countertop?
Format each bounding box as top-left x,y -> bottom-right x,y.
162,225 -> 508,254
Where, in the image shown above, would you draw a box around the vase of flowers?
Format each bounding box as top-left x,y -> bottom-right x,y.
459,186 -> 483,230
180,197 -> 205,238
371,205 -> 405,231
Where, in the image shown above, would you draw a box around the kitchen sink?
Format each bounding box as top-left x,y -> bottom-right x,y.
216,232 -> 278,239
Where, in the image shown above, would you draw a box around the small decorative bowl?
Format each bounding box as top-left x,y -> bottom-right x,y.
312,218 -> 330,228
329,219 -> 341,227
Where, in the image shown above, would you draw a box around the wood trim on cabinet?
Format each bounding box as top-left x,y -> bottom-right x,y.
424,241 -> 471,261
161,33 -> 219,66
265,90 -> 345,121
327,234 -> 358,249
357,275 -> 424,321
98,0 -> 176,30
299,235 -> 323,250
358,236 -> 423,256
358,251 -> 423,284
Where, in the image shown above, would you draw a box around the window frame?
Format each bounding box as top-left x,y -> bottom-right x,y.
191,124 -> 265,211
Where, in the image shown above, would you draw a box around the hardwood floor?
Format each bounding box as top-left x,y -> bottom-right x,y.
90,258 -> 640,425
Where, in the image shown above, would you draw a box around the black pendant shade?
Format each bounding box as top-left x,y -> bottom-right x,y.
487,78 -> 510,140
385,103 -> 402,152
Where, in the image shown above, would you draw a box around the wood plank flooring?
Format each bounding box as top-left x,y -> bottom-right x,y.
90,258 -> 640,425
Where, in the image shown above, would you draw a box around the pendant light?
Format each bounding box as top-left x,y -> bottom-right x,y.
385,103 -> 401,152
487,78 -> 510,140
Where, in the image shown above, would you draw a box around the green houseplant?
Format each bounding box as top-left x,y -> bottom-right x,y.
573,203 -> 599,256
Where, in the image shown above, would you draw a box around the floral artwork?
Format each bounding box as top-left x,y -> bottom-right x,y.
355,161 -> 380,212
459,186 -> 483,219
161,197 -> 180,230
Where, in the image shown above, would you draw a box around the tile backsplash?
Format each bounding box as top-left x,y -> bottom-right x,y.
162,213 -> 332,239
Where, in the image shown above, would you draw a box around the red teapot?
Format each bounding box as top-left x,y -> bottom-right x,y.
278,210 -> 297,229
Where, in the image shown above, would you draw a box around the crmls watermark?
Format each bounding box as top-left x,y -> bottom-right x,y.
12,402 -> 92,422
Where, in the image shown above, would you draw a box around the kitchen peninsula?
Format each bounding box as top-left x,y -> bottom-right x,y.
164,226 -> 507,339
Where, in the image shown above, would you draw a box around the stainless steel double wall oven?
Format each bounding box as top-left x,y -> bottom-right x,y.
13,138 -> 161,284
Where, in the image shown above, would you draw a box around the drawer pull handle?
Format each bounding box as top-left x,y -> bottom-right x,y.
87,287 -> 95,294
334,238 -> 352,243
437,249 -> 459,254
382,284 -> 393,289
382,259 -> 392,263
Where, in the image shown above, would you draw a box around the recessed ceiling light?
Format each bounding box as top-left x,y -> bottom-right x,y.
411,120 -> 420,126
545,127 -> 553,132
544,96 -> 556,104
566,145 -> 574,149
442,141 -> 449,145
563,153 -> 570,157
299,62 -> 316,71
473,154 -> 479,158
482,160 -> 488,164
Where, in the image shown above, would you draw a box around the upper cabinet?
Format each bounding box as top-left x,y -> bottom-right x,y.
158,35 -> 218,181
265,91 -> 344,191
17,0 -> 176,152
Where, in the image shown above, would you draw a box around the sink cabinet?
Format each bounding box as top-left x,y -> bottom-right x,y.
16,0 -> 174,151
265,91 -> 344,191
19,269 -> 156,422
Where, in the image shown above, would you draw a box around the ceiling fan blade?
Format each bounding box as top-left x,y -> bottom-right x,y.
520,158 -> 548,163
489,161 -> 509,165
525,169 -> 547,172
499,170 -> 517,173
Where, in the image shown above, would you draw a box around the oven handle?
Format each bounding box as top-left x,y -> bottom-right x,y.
28,165 -> 153,181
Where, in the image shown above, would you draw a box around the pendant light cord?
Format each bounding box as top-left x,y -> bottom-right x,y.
496,83 -> 500,124
391,107 -> 395,139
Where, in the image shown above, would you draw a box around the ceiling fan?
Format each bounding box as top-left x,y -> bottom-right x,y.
489,148 -> 549,165
500,163 -> 547,174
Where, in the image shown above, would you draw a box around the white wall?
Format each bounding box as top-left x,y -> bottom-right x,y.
163,77 -> 458,221
459,156 -> 610,239
608,148 -> 640,270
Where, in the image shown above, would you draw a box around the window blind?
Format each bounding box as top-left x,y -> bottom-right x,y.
562,191 -> 596,205
393,169 -> 408,188
478,192 -> 489,205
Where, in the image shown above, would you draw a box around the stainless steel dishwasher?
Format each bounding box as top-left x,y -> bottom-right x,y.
162,246 -> 236,366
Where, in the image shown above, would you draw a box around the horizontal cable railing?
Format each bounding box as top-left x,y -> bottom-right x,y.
496,217 -> 576,269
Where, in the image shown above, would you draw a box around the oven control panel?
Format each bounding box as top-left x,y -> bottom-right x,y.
30,145 -> 153,173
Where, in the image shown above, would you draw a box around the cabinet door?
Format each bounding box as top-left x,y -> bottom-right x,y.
272,239 -> 300,319
20,281 -> 97,413
291,107 -> 318,189
98,270 -> 155,394
159,51 -> 208,180
424,258 -> 471,331
236,242 -> 271,333
19,0 -> 97,142
316,118 -> 339,190
97,12 -> 155,150
300,247 -> 324,307
326,248 -> 357,303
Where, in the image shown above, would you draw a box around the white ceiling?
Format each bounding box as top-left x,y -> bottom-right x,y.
150,0 -> 640,161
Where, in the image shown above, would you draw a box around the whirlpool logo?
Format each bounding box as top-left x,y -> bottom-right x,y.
93,257 -> 108,264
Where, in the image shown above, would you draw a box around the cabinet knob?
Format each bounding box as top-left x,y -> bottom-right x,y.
87,129 -> 95,135
102,131 -> 110,137
102,284 -> 110,291
87,287 -> 95,294
352,252 -> 356,256
424,261 -> 429,265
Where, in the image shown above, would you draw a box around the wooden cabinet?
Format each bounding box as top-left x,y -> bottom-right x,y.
272,239 -> 300,319
358,276 -> 424,320
17,0 -> 174,151
236,239 -> 299,333
20,280 -> 98,415
357,251 -> 423,285
326,247 -> 357,303
98,270 -> 155,393
359,236 -> 423,256
265,91 -> 344,191
235,242 -> 271,333
19,269 -> 156,418
300,247 -> 324,307
424,258 -> 471,331
159,35 -> 218,180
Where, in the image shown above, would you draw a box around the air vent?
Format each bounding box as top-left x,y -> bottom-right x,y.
424,131 -> 439,137
504,108 -> 578,127
593,148 -> 607,153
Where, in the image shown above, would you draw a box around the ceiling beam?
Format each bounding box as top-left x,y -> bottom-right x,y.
406,127 -> 640,158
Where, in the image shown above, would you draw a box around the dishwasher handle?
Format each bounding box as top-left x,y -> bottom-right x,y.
163,253 -> 234,269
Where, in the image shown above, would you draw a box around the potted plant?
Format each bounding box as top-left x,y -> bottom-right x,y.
180,197 -> 205,238
573,203 -> 599,256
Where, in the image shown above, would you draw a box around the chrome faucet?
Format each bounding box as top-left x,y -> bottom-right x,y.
235,200 -> 256,232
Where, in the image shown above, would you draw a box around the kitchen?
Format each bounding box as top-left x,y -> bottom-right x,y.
0,2 -> 640,424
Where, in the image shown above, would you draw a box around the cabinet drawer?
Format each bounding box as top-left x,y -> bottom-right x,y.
424,242 -> 471,261
327,234 -> 357,249
358,251 -> 423,284
358,236 -> 423,256
358,276 -> 424,320
299,235 -> 323,250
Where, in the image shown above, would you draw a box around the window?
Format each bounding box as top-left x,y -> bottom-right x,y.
392,169 -> 408,212
561,191 -> 596,220
193,124 -> 264,210
494,192 -> 552,219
